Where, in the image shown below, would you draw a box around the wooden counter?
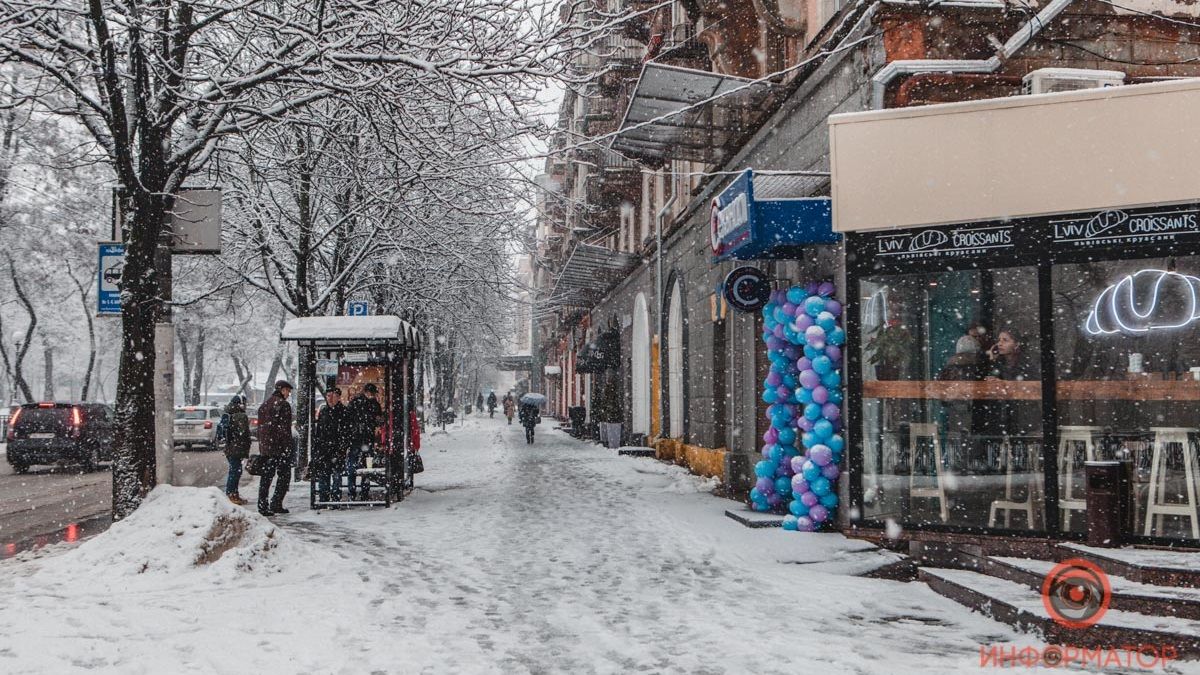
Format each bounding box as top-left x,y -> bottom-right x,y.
863,379 -> 1200,401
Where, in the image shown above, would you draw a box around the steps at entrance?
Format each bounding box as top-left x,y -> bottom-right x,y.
920,567 -> 1200,657
1058,543 -> 1200,589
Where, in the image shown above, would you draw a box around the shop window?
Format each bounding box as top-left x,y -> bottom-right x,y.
1053,258 -> 1200,540
859,266 -> 1044,531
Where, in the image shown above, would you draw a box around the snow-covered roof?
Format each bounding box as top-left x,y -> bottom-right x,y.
280,315 -> 421,351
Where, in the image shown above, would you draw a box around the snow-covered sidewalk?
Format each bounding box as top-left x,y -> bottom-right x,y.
1,418 -> 1041,674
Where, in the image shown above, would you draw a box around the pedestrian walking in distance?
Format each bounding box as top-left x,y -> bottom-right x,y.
222,396 -> 252,505
487,391 -> 497,418
502,393 -> 515,425
313,387 -> 350,504
518,401 -> 541,444
346,383 -> 383,500
256,380 -> 295,516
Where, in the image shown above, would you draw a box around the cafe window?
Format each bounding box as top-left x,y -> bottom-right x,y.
859,266 -> 1044,531
1053,257 -> 1200,540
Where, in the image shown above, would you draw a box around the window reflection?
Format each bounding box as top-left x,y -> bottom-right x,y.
860,267 -> 1043,531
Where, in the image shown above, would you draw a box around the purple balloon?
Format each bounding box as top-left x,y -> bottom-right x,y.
825,345 -> 842,363
755,477 -> 773,493
831,418 -> 842,432
801,491 -> 820,508
798,369 -> 821,389
766,371 -> 783,387
821,402 -> 841,421
791,476 -> 810,494
809,444 -> 833,467
811,385 -> 829,405
796,417 -> 814,432
767,492 -> 783,507
765,337 -> 783,351
809,504 -> 829,523
779,462 -> 794,477
796,357 -> 812,372
790,455 -> 806,474
772,324 -> 786,339
805,281 -> 819,295
817,281 -> 836,297
822,464 -> 841,481
825,299 -> 843,317
794,314 -> 814,331
781,302 -> 797,316
764,427 -> 779,444
782,347 -> 798,362
795,516 -> 814,532
776,385 -> 792,401
805,325 -> 826,348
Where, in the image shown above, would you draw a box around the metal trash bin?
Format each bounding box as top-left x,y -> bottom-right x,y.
568,406 -> 586,437
1084,460 -> 1132,547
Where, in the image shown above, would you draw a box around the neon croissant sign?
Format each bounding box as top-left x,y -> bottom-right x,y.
1084,269 -> 1200,335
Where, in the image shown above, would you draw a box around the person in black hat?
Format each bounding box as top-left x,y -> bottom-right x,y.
255,380 -> 294,515
345,383 -> 383,500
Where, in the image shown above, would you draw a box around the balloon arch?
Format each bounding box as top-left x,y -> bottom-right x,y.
749,283 -> 845,531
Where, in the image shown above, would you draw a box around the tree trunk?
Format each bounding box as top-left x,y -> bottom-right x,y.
177,328 -> 192,405
111,190 -> 167,520
73,274 -> 97,401
42,342 -> 53,401
6,258 -> 36,403
190,327 -> 205,405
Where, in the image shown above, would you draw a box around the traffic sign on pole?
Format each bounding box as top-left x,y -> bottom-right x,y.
97,242 -> 125,316
347,300 -> 370,316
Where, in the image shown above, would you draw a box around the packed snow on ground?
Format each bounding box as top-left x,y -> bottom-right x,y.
1,418 -> 1051,674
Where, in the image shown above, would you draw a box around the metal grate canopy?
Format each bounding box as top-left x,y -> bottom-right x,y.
545,243 -> 642,309
610,63 -> 775,164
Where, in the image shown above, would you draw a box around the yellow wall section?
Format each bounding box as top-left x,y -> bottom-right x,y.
650,338 -> 661,439
654,438 -> 726,481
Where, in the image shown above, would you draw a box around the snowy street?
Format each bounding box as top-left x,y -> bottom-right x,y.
0,417 -> 1034,674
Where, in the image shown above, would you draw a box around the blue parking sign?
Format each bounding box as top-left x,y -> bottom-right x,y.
98,242 -> 125,316
347,300 -> 370,316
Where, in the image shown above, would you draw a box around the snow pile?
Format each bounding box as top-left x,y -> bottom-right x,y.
36,485 -> 291,583
629,458 -> 720,494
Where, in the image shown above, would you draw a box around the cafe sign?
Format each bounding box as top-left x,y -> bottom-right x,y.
1052,205 -> 1200,249
710,169 -> 837,261
871,224 -> 1015,261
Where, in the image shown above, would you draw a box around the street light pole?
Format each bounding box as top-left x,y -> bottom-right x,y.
153,232 -> 174,486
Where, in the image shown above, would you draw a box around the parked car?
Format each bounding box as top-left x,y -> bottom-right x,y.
173,405 -> 222,450
5,402 -> 115,473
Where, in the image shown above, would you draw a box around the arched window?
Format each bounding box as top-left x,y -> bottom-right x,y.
668,280 -> 685,438
631,293 -> 651,435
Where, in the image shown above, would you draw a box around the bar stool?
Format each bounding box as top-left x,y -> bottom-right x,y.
1143,427 -> 1200,539
909,423 -> 949,523
1058,426 -> 1100,527
989,439 -> 1037,528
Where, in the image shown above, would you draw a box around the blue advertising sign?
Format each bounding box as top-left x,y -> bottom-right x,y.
97,242 -> 125,316
710,169 -> 837,261
347,300 -> 370,316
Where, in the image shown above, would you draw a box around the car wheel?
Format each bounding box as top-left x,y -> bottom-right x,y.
11,463 -> 29,474
81,444 -> 102,472
183,444 -> 192,452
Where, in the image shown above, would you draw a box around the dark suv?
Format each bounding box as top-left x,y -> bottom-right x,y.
6,402 -> 115,473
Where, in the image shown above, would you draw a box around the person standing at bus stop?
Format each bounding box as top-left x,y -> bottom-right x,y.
346,383 -> 382,500
256,380 -> 294,516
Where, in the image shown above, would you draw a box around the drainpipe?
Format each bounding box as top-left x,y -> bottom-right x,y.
655,190 -> 677,438
870,0 -> 1076,109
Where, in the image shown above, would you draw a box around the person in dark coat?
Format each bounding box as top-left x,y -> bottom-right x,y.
312,387 -> 350,503
256,380 -> 294,516
476,392 -> 484,414
518,401 -> 541,444
487,391 -> 497,418
222,396 -> 252,505
345,383 -> 383,500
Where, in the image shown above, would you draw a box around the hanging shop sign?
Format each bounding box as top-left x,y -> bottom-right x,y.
710,169 -> 837,261
1050,204 -> 1200,250
722,266 -> 771,312
97,242 -> 125,316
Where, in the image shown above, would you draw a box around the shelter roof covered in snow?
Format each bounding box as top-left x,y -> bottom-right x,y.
280,315 -> 422,351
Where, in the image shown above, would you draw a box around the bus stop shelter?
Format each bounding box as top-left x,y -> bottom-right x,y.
280,315 -> 422,508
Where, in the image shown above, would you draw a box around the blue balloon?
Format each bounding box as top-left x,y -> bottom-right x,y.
811,477 -> 832,496
812,355 -> 833,375
754,461 -> 775,479
762,389 -> 777,404
816,311 -> 837,332
804,296 -> 826,317
828,327 -> 846,346
782,514 -> 799,530
789,499 -> 808,517
783,326 -> 800,343
803,403 -> 822,421
828,389 -> 844,405
828,434 -> 845,453
762,303 -> 776,319
813,419 -> 834,440
820,492 -> 839,508
803,345 -> 821,360
773,307 -> 789,324
782,374 -> 798,389
768,445 -> 784,464
775,477 -> 792,496
802,461 -> 822,482
796,388 -> 813,405
778,428 -> 796,445
771,417 -> 791,430
821,370 -> 842,389
801,432 -> 818,449
786,287 -> 806,304
752,501 -> 770,512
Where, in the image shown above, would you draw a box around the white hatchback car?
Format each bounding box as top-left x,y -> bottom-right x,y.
173,405 -> 223,450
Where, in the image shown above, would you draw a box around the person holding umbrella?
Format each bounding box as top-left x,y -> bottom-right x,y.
518,392 -> 545,444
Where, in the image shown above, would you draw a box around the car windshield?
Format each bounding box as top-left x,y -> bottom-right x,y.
174,409 -> 209,420
15,407 -> 69,432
